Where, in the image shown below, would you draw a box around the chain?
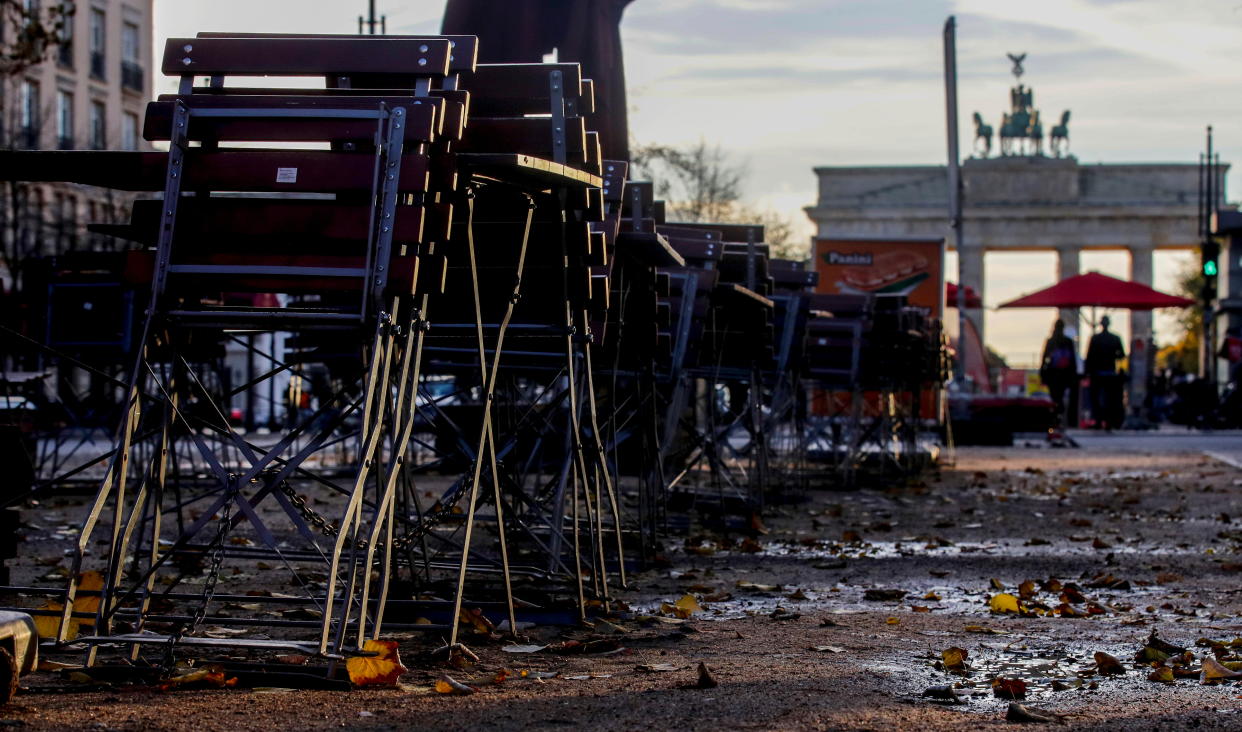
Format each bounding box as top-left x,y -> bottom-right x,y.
160,478 -> 238,674
279,480 -> 344,540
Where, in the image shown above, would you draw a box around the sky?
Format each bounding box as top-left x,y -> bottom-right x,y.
152,0 -> 1242,365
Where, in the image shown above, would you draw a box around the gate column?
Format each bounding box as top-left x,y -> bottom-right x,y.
960,244 -> 986,349
1056,245 -> 1080,338
1129,244 -> 1154,417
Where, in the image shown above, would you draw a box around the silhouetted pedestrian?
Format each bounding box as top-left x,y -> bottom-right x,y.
1039,319 -> 1077,427
1085,315 -> 1125,429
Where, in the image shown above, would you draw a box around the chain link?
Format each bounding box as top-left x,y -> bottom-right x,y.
160,477 -> 237,674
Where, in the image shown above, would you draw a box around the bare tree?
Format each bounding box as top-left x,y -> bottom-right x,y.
0,2 -> 76,289
632,139 -> 805,260
0,1 -> 74,77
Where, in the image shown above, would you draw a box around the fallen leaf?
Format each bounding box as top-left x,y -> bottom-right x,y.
811,645 -> 845,653
637,662 -> 678,672
1018,580 -> 1038,599
1006,702 -> 1055,723
992,677 -> 1027,699
921,684 -> 964,704
159,664 -> 237,690
434,675 -> 476,695
1094,651 -> 1126,676
911,606 -> 931,613
964,625 -> 1006,635
34,570 -> 103,640
989,593 -> 1020,614
923,591 -> 941,601
1148,667 -> 1175,683
941,647 -> 968,670
735,581 -> 780,593
864,589 -> 906,602
274,654 -> 309,666
695,662 -> 718,688
501,644 -> 547,654
458,608 -> 496,635
886,617 -> 900,625
517,669 -> 558,680
1201,657 -> 1242,684
674,593 -> 702,616
346,640 -> 408,687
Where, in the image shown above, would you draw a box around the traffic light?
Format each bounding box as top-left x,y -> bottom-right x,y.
1202,240 -> 1221,279
1202,239 -> 1220,302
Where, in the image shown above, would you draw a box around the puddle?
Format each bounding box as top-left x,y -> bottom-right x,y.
930,643 -> 1106,706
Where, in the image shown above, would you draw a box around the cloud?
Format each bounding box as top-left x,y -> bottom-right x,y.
623,0 -> 952,55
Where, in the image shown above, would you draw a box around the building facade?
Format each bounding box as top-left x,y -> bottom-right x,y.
1,0 -> 154,283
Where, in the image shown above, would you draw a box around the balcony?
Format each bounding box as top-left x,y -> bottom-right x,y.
58,135 -> 75,151
90,52 -> 105,80
121,62 -> 144,92
18,127 -> 40,150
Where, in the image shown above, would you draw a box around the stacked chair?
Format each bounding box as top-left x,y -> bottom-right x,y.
0,31 -> 948,683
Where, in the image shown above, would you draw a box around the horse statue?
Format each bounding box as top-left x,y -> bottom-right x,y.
999,107 -> 1032,155
1050,110 -> 1071,157
972,112 -> 993,157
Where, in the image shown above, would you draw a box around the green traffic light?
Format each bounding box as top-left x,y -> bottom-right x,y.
1204,260 -> 1219,277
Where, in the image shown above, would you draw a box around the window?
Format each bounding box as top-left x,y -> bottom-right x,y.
56,193 -> 77,250
89,100 -> 105,149
121,22 -> 142,91
121,111 -> 138,151
122,22 -> 138,63
89,8 -> 105,80
57,90 -> 73,149
57,6 -> 74,67
20,79 -> 40,148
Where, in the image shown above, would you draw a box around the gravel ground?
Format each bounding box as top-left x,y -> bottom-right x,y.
3,443 -> 1241,730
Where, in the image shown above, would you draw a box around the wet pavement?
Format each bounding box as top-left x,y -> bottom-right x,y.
3,440 -> 1241,730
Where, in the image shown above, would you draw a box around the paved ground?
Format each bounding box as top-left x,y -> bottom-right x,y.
3,438 -> 1241,730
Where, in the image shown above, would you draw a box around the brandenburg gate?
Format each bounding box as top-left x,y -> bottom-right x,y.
805,54 -> 1214,402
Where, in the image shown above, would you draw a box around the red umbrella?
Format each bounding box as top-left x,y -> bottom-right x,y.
946,282 -> 983,309
997,271 -> 1193,310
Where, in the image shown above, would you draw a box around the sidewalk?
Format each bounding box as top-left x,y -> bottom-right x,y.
1063,426 -> 1242,466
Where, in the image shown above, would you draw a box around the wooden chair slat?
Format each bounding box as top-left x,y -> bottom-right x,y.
194,32 -> 479,73
163,37 -> 451,78
144,97 -> 440,144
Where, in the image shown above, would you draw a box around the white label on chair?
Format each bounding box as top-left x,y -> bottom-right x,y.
276,167 -> 298,184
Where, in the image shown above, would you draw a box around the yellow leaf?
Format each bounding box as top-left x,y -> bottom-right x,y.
989,593 -> 1020,614
674,594 -> 701,615
886,617 -> 899,625
34,570 -> 104,640
964,625 -> 1006,635
1148,667 -> 1175,683
923,591 -> 941,601
434,675 -> 475,695
941,647 -> 968,670
346,639 -> 409,687
458,608 -> 496,635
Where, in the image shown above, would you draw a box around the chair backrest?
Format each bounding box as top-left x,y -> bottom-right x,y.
163,37 -> 453,92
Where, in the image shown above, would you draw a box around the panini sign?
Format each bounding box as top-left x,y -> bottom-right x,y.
814,237 -> 945,316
